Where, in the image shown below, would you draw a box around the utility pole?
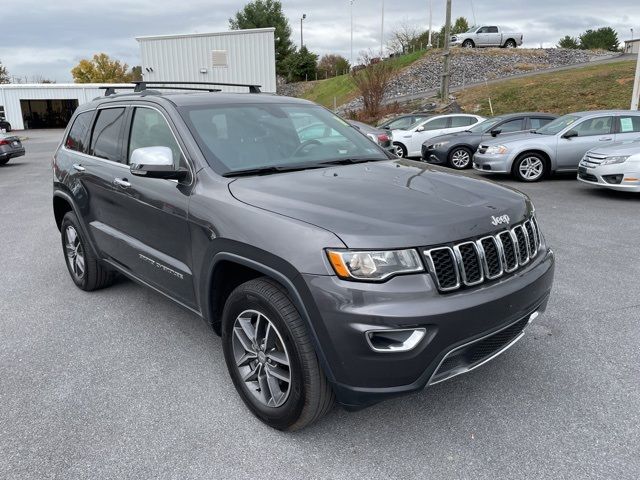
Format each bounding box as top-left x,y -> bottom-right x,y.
427,0 -> 433,48
300,14 -> 306,48
350,1 -> 354,65
631,46 -> 640,110
440,0 -> 452,100
380,0 -> 385,58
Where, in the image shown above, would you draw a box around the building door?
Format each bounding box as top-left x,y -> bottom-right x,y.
20,99 -> 79,129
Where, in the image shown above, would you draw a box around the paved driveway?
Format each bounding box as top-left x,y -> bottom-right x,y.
1,130 -> 638,479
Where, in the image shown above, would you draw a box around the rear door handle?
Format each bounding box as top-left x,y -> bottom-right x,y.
72,164 -> 85,172
599,137 -> 613,141
113,177 -> 131,188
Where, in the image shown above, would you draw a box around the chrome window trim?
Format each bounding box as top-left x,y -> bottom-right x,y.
424,246 -> 460,292
453,241 -> 484,286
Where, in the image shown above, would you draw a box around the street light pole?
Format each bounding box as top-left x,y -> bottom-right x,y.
631,46 -> 640,110
350,1 -> 354,65
300,14 -> 306,48
440,0 -> 452,100
380,0 -> 385,58
427,0 -> 432,48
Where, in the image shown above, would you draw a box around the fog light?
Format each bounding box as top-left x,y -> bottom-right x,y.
366,328 -> 426,353
603,174 -> 623,184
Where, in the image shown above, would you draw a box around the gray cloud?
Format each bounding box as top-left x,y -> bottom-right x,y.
2,0 -> 638,81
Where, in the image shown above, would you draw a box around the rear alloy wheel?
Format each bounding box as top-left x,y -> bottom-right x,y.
222,277 -> 334,430
513,153 -> 546,182
504,39 -> 517,48
448,147 -> 473,169
393,142 -> 407,158
462,40 -> 474,48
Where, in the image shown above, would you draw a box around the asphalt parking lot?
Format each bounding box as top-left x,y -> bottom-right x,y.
1,129 -> 639,479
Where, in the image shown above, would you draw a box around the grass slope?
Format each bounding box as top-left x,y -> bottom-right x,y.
456,60 -> 637,116
302,50 -> 428,108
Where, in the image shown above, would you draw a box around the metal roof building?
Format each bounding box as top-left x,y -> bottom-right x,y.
624,39 -> 640,54
136,28 -> 277,93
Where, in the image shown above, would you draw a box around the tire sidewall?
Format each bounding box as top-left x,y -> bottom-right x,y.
60,212 -> 89,289
221,287 -> 306,430
393,142 -> 407,158
448,147 -> 472,169
514,153 -> 546,182
463,40 -> 474,48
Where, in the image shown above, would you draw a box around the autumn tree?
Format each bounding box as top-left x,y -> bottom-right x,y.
388,21 -> 421,54
317,54 -> 350,78
351,51 -> 395,119
71,53 -> 132,83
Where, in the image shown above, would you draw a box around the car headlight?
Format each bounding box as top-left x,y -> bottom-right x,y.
327,249 -> 424,281
432,141 -> 449,149
484,145 -> 508,155
600,155 -> 629,165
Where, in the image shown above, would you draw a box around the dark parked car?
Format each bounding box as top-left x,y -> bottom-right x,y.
347,119 -> 395,154
378,112 -> 432,131
0,134 -> 25,166
422,113 -> 557,169
0,117 -> 12,133
52,82 -> 555,431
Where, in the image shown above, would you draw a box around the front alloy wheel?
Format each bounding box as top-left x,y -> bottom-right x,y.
232,309 -> 292,408
448,147 -> 472,169
514,154 -> 546,182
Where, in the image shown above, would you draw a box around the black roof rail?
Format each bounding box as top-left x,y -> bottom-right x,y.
133,81 -> 261,93
100,86 -> 136,96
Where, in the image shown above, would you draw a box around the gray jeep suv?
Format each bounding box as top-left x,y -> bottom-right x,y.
52,82 -> 555,430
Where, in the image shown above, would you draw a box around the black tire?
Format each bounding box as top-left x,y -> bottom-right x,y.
60,211 -> 115,291
462,39 -> 475,48
0,158 -> 9,166
222,277 -> 334,431
512,152 -> 547,182
447,146 -> 473,170
393,142 -> 407,158
504,39 -> 517,48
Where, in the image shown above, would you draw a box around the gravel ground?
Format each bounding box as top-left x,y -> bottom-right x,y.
1,130 -> 639,479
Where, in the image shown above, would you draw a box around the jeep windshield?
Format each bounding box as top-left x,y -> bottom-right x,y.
180,103 -> 389,176
534,115 -> 580,135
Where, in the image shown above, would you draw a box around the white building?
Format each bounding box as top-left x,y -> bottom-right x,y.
136,27 -> 277,93
624,39 -> 640,54
0,83 -> 130,131
0,28 -> 277,131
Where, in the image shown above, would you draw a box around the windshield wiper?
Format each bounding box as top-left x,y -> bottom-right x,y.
317,157 -> 386,166
223,164 -> 325,177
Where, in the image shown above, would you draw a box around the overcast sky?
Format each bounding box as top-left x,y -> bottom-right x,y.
2,0 -> 639,82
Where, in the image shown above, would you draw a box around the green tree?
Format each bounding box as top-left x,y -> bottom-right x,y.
71,53 -> 132,83
557,35 -> 580,49
579,27 -> 619,51
317,54 -> 350,78
283,46 -> 318,82
452,17 -> 470,35
229,0 -> 295,76
0,60 -> 9,84
130,66 -> 143,81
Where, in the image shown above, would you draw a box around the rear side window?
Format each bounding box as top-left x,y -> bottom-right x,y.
65,111 -> 93,153
89,108 -> 127,162
488,26 -> 499,33
617,116 -> 640,133
530,117 -> 553,130
450,116 -> 475,127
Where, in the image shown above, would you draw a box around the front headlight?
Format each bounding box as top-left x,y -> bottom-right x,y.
432,141 -> 449,149
327,249 -> 424,281
600,155 -> 629,165
484,145 -> 508,155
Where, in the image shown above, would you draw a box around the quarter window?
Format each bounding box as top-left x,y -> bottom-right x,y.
617,116 -> 640,133
572,116 -> 613,137
65,111 -> 93,153
128,108 -> 182,167
89,108 -> 127,162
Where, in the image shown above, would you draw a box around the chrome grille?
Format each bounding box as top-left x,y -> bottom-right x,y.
424,216 -> 543,293
580,152 -> 606,168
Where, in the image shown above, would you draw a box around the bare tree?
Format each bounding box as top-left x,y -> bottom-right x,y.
351,51 -> 395,119
387,20 -> 421,55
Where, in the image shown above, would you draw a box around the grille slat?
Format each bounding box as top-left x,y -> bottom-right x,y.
425,217 -> 542,293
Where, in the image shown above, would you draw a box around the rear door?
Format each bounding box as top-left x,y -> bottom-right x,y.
555,116 -> 614,170
486,26 -> 501,46
614,114 -> 640,141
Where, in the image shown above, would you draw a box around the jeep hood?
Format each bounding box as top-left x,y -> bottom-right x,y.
228,160 -> 531,249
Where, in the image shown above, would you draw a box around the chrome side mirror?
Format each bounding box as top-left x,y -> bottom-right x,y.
130,147 -> 186,180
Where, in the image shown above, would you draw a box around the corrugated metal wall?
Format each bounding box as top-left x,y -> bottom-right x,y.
137,28 -> 277,93
0,85 -> 126,130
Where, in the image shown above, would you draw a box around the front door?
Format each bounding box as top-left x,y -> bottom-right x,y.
555,116 -> 614,170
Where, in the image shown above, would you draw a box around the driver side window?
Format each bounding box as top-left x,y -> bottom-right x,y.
128,107 -> 183,167
422,117 -> 449,131
572,116 -> 613,137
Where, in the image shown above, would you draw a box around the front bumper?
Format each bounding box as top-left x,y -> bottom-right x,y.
302,247 -> 555,408
577,163 -> 640,193
422,146 -> 447,164
473,152 -> 513,174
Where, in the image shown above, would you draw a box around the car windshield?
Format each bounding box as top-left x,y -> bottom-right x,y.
465,26 -> 478,33
179,103 -> 388,175
468,117 -> 504,133
535,115 -> 580,135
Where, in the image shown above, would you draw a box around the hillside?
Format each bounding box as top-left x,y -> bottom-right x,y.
455,59 -> 636,116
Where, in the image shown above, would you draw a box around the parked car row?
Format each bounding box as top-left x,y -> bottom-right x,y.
376,109 -> 640,190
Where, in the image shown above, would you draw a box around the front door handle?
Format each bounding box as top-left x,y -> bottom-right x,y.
72,163 -> 85,172
599,137 -> 613,141
113,177 -> 131,188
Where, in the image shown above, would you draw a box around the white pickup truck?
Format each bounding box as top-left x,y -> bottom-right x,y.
450,26 -> 523,48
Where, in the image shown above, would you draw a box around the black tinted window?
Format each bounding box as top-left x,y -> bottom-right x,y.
90,108 -> 126,162
422,117 -> 449,130
450,116 -> 475,127
488,26 -> 499,33
65,111 -> 93,153
498,118 -> 524,133
530,117 -> 553,130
